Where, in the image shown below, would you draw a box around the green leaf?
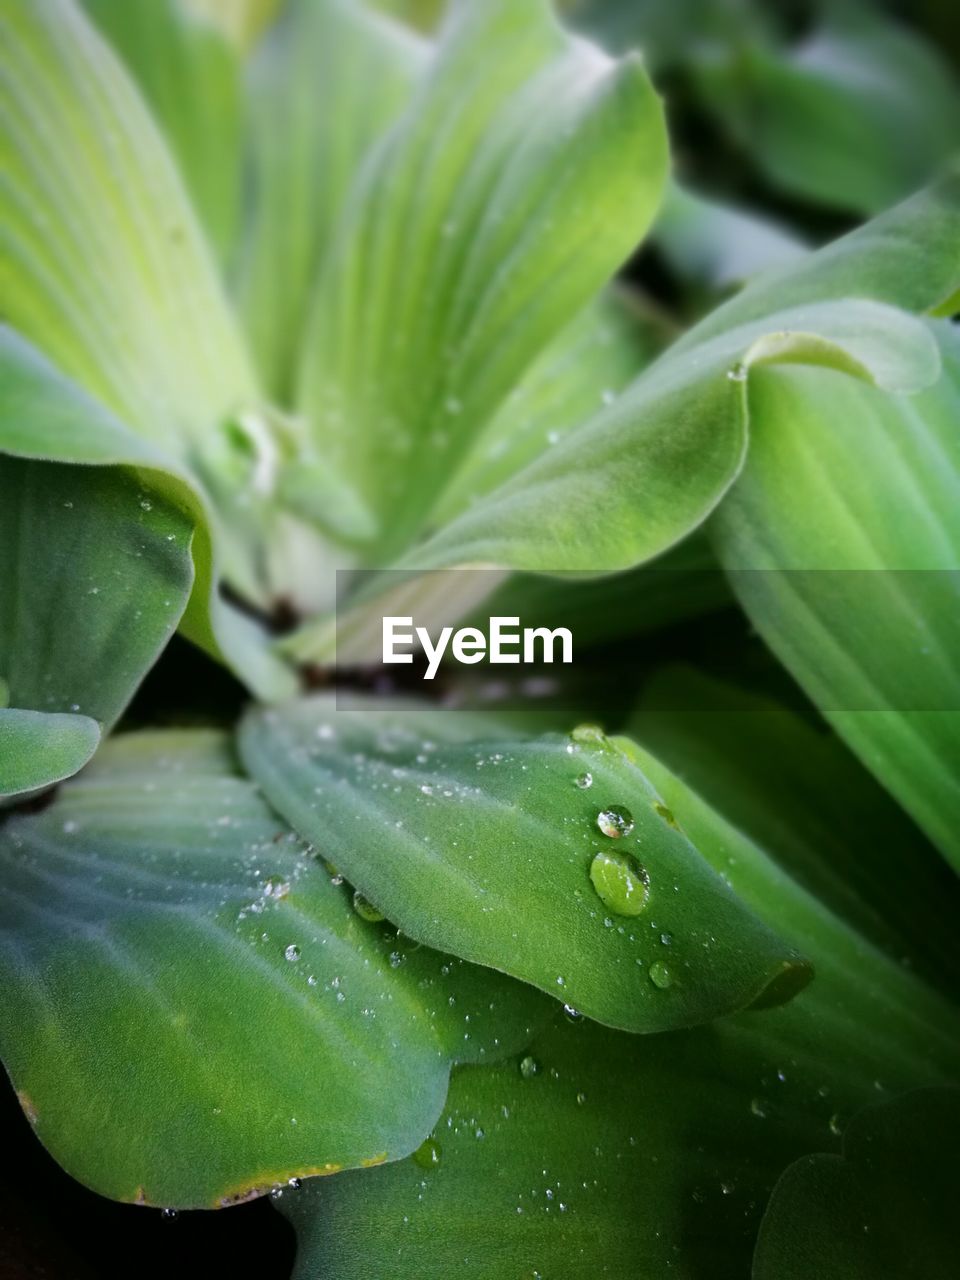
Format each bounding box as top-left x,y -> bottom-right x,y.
281,1010 -> 960,1279
0,330 -> 297,701
0,0 -> 256,448
297,0 -> 669,558
754,1088 -> 960,1280
0,730 -> 550,1207
238,0 -> 428,401
80,0 -> 243,265
0,449 -> 194,729
400,297 -> 939,576
0,708 -> 99,800
239,698 -> 812,1033
278,723 -> 960,1275
698,21 -> 960,215
709,323 -> 960,868
631,667 -> 960,994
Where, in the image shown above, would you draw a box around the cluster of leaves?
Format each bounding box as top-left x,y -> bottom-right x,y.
0,0 -> 958,1275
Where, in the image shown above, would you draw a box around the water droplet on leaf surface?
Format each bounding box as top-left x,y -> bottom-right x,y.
589,850 -> 649,916
353,891 -> 385,923
596,806 -> 634,838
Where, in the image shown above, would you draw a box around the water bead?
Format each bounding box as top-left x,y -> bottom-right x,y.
519,1055 -> 541,1080
648,960 -> 673,989
589,850 -> 649,917
596,806 -> 634,838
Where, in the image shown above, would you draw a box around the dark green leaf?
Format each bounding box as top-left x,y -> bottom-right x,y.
0,450 -> 194,729
0,708 -> 99,800
754,1088 -> 960,1280
0,731 -> 550,1206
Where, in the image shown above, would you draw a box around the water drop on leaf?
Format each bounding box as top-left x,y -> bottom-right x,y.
589,850 -> 649,917
596,806 -> 634,838
519,1055 -> 541,1080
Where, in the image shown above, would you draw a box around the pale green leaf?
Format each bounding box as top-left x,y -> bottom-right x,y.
81,0 -> 243,265
239,0 -> 428,401
239,698 -> 812,1033
0,0 -> 256,448
0,730 -> 550,1207
400,298 -> 939,576
297,0 -> 669,557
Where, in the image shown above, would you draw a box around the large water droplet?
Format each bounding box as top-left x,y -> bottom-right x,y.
574,772 -> 593,790
648,960 -> 672,989
412,1136 -> 442,1169
353,891 -> 385,923
284,943 -> 301,962
519,1055 -> 541,1080
596,805 -> 634,838
589,850 -> 649,916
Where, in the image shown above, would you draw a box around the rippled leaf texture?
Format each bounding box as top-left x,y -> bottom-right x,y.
0,731 -> 550,1207
698,19 -> 960,215
282,729 -> 960,1277
0,709 -> 99,800
0,332 -> 295,701
240,0 -> 428,402
632,667 -> 960,994
0,0 -> 254,450
754,1089 -> 960,1280
240,698 -> 811,1032
0,450 -> 193,737
297,0 -> 669,558
710,324 -> 960,868
81,0 -> 242,265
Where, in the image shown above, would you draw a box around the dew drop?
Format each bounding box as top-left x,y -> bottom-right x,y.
596,805 -> 634,838
727,362 -> 747,383
574,772 -> 593,790
562,1004 -> 582,1023
353,891 -> 385,923
160,1208 -> 178,1221
648,960 -> 673,989
519,1055 -> 541,1080
750,1097 -> 768,1119
829,1113 -> 843,1137
589,850 -> 649,916
284,944 -> 301,962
